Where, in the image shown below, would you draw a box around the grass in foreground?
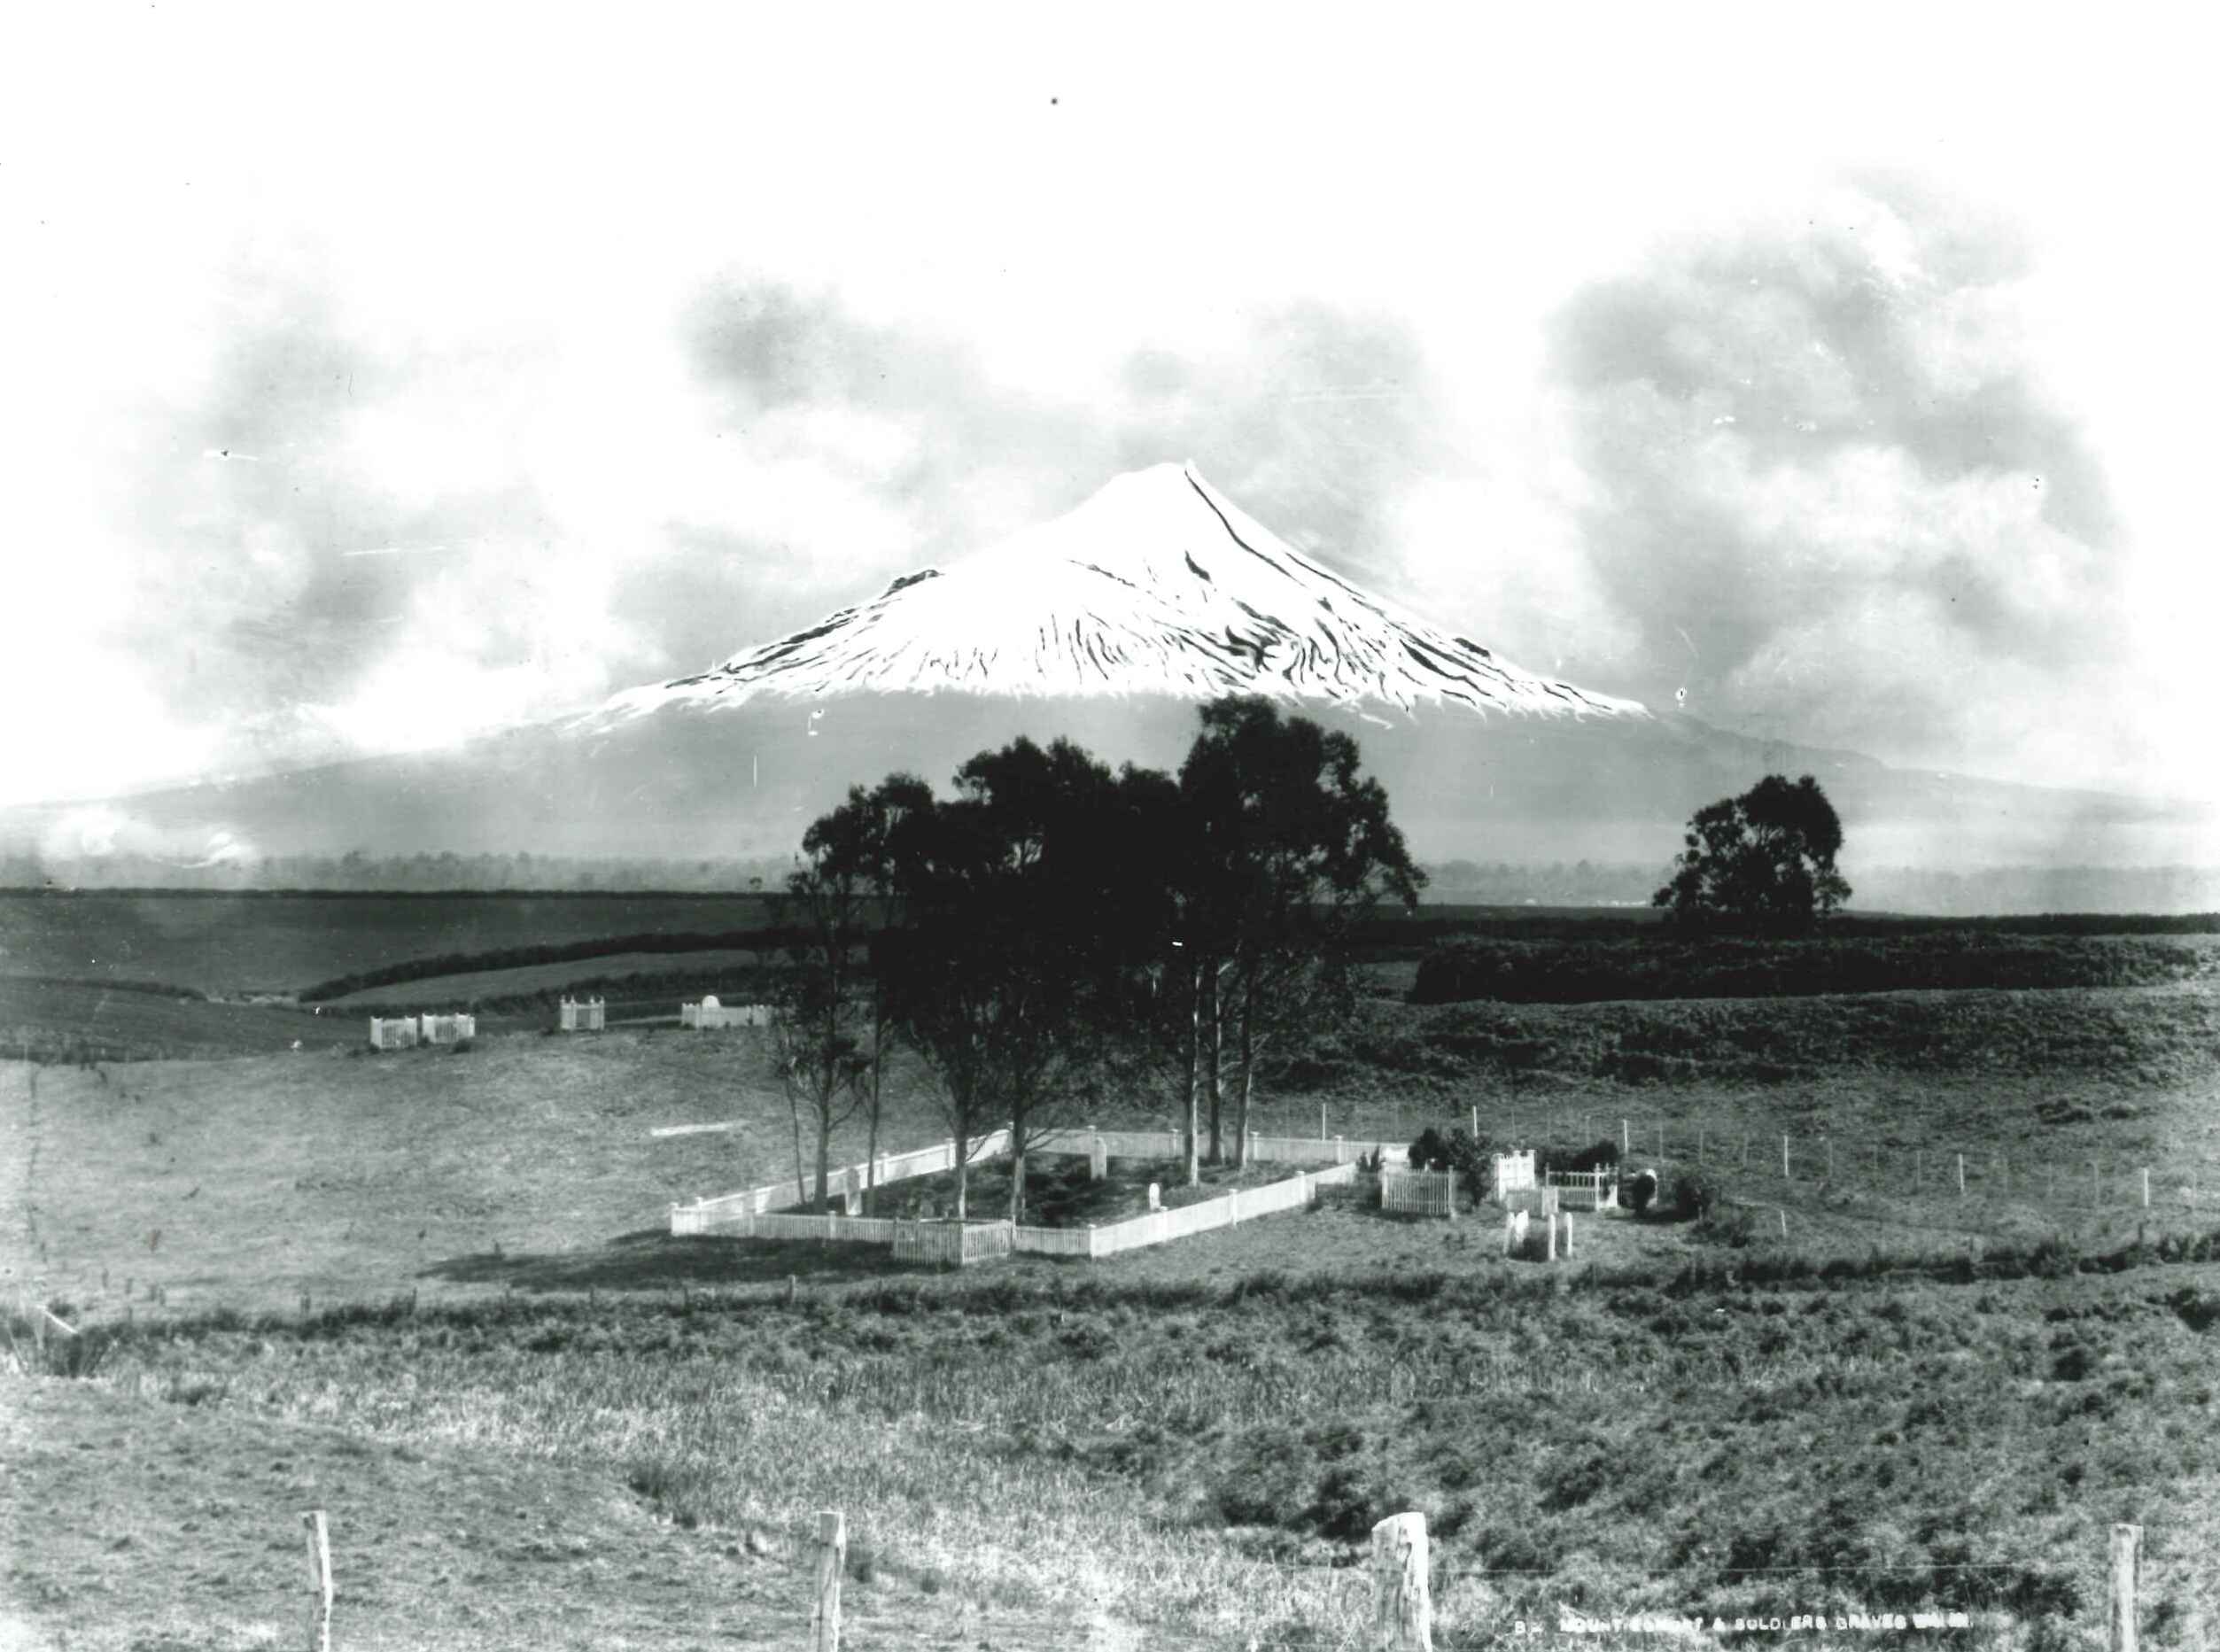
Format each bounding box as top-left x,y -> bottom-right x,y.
12,1239 -> 2220,1649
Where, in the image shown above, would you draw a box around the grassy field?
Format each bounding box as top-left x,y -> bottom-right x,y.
0,891 -> 778,996
9,954 -> 2220,1648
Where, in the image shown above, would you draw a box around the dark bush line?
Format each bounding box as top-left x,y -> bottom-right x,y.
344,964 -> 788,1020
13,973 -> 205,1001
299,927 -> 816,1002
1409,933 -> 2215,1005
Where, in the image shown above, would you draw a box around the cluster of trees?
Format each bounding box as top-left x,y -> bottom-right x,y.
769,696 -> 1424,1222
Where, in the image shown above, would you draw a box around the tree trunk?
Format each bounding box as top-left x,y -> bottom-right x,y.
954,1124 -> 970,1221
1235,967 -> 1256,1167
1207,961 -> 1223,1165
788,1089 -> 811,1209
1185,957 -> 1203,1186
1007,1144 -> 1026,1226
864,999 -> 885,1217
814,1095 -> 834,1213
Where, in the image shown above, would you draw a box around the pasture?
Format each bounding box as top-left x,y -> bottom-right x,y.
5,906 -> 2220,1648
0,890 -> 777,997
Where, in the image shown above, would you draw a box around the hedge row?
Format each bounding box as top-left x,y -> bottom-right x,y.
1408,933 -> 2215,1005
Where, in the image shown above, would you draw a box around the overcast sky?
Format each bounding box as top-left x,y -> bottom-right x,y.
4,4 -> 2215,819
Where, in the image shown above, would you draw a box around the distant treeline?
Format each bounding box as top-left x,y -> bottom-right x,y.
1409,933 -> 2217,1005
12,850 -> 2220,914
0,850 -> 797,895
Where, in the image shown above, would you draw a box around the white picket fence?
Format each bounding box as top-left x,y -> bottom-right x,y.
1078,1163 -> 1359,1258
671,1129 -> 1016,1233
893,1220 -> 1016,1268
1061,1128 -> 1409,1168
558,997 -> 604,1032
1380,1167 -> 1459,1218
419,1012 -> 476,1045
369,1012 -> 475,1049
1493,1149 -> 1536,1198
1547,1169 -> 1619,1211
681,999 -> 773,1029
368,1016 -> 418,1050
671,1149 -> 1358,1263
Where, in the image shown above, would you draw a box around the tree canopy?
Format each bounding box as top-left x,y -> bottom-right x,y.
1653,772 -> 1851,934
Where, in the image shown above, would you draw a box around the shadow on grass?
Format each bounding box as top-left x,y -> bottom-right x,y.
416,1229 -> 923,1292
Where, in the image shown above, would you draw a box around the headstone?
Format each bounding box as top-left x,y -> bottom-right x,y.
1147,1183 -> 1160,1212
842,1189 -> 860,1217
1089,1132 -> 1107,1181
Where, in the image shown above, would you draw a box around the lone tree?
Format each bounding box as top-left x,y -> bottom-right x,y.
1653,772 -> 1851,934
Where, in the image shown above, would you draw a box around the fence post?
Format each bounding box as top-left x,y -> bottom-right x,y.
301,1509 -> 332,1652
2142,1169 -> 2151,1209
1544,1210 -> 1556,1262
1698,1124 -> 1704,1162
1322,1102 -> 1329,1142
1825,1137 -> 1833,1181
2109,1523 -> 2140,1652
814,1509 -> 845,1652
1957,1154 -> 1966,1198
1564,1213 -> 1573,1259
1781,1136 -> 1789,1182
1370,1511 -> 1434,1651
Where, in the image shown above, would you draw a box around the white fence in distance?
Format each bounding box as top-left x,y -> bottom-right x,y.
1548,1169 -> 1619,1210
369,1012 -> 475,1048
892,1220 -> 1016,1268
557,997 -> 604,1032
1380,1167 -> 1459,1219
1493,1149 -> 1536,1199
671,1129 -> 1017,1233
681,997 -> 773,1029
422,1012 -> 476,1045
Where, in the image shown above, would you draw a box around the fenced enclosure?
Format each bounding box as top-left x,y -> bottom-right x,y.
890,1219 -> 1015,1268
669,1135 -> 1360,1263
680,997 -> 772,1029
1493,1147 -> 1537,1198
418,1012 -> 475,1045
1380,1166 -> 1459,1218
1547,1168 -> 1618,1210
367,1016 -> 417,1050
557,996 -> 604,1032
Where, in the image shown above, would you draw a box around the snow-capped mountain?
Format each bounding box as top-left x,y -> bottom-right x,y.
590,463 -> 1642,725
6,463 -> 2208,880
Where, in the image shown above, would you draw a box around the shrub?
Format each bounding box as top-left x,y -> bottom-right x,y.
1408,1126 -> 1452,1171
1624,1168 -> 1658,1215
1669,1169 -> 1722,1222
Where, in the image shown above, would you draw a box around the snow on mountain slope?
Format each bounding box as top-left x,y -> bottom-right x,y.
589,463 -> 1646,725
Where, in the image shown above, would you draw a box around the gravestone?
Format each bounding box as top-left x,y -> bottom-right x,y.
1147,1183 -> 1161,1213
1088,1133 -> 1107,1181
